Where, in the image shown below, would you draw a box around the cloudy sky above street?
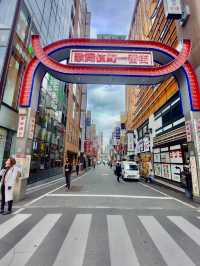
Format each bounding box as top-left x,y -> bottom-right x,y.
87,0 -> 136,146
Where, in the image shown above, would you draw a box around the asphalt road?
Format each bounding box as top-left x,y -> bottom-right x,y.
0,165 -> 200,266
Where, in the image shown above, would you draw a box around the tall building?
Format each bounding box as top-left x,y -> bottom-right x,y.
63,0 -> 91,164
0,0 -> 73,177
126,0 -> 187,188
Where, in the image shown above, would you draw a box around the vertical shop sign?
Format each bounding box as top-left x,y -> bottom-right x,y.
127,133 -> 134,152
143,137 -> 150,152
17,115 -> 26,138
185,121 -> 192,142
28,117 -> 36,140
194,119 -> 200,154
190,156 -> 200,196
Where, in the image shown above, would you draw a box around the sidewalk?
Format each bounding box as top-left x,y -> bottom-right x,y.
26,168 -> 89,194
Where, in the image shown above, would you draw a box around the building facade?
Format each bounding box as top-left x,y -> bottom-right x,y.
64,0 -> 90,166
0,0 -> 73,180
126,0 -> 190,187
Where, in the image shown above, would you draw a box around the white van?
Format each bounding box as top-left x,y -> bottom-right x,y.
121,161 -> 140,180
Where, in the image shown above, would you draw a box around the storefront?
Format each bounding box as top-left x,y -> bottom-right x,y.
153,126 -> 188,186
152,91 -> 187,186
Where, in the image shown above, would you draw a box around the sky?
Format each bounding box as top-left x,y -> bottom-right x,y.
86,0 -> 136,146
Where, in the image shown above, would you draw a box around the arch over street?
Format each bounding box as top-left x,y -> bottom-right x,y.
15,35 -> 200,201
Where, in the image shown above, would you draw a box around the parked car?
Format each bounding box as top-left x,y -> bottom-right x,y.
121,161 -> 140,181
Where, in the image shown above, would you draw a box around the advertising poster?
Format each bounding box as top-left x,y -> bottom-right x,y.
171,164 -> 183,182
154,163 -> 162,177
154,153 -> 160,163
162,164 -> 171,179
161,152 -> 170,163
170,150 -> 183,164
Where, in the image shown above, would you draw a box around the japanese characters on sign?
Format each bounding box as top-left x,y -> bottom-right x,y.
127,133 -> 134,152
185,121 -> 192,142
69,50 -> 154,66
194,119 -> 200,155
17,115 -> 26,138
28,117 -> 36,140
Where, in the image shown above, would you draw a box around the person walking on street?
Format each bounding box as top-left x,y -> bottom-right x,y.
0,157 -> 21,215
64,160 -> 72,190
76,161 -> 79,176
93,158 -> 96,169
115,162 -> 122,182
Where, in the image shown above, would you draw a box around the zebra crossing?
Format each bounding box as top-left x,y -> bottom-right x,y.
0,213 -> 200,266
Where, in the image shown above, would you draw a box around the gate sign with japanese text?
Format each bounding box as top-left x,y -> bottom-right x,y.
69,49 -> 154,66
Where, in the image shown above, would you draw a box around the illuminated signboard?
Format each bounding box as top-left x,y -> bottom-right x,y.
69,49 -> 154,66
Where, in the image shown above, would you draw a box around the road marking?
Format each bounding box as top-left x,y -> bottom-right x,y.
107,215 -> 140,266
168,216 -> 200,247
14,205 -> 164,210
26,177 -> 63,194
13,208 -> 25,215
140,182 -> 196,209
0,214 -> 61,266
53,214 -> 92,266
139,216 -> 195,266
0,214 -> 31,240
47,193 -> 172,199
15,173 -> 87,214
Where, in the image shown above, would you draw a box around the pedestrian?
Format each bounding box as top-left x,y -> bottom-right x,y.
115,161 -> 122,182
0,157 -> 21,215
181,165 -> 193,199
148,168 -> 154,183
93,158 -> 96,169
76,161 -> 79,176
64,160 -> 72,190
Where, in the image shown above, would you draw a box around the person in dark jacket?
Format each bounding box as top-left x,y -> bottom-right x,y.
115,162 -> 122,182
64,160 -> 72,189
76,161 -> 80,176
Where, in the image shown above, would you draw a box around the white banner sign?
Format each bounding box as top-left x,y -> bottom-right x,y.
127,133 -> 134,152
70,49 -> 154,66
17,115 -> 26,138
164,0 -> 182,18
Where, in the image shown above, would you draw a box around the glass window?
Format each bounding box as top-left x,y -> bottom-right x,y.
0,47 -> 6,72
171,102 -> 183,122
16,7 -> 30,43
125,164 -> 138,171
0,128 -> 7,168
0,29 -> 10,46
162,110 -> 171,127
3,55 -> 21,108
3,130 -> 15,163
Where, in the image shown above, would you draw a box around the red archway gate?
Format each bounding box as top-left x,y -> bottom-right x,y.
15,35 -> 200,201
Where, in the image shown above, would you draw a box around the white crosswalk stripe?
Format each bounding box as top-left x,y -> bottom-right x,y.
107,215 -> 140,266
0,214 -> 61,266
53,214 -> 92,266
168,216 -> 200,247
139,216 -> 195,266
0,213 -> 199,266
0,214 -> 31,240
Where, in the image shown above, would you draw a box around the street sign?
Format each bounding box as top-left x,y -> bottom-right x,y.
69,49 -> 154,66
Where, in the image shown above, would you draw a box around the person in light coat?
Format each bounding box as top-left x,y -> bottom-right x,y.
0,157 -> 20,215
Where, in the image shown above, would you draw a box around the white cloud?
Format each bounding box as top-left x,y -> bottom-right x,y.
87,85 -> 124,145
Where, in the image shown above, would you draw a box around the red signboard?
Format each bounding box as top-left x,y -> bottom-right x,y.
69,50 -> 154,66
